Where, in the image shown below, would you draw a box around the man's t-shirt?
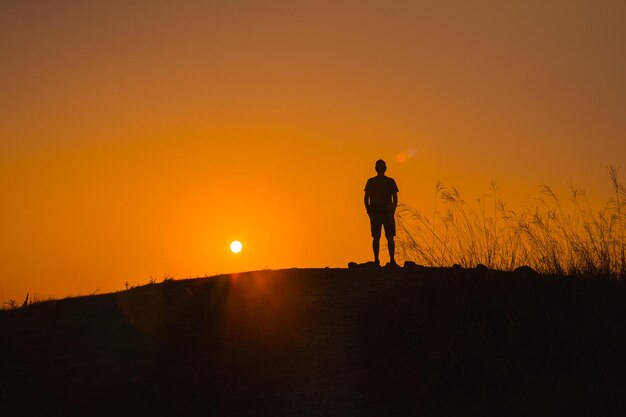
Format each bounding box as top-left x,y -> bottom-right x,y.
365,175 -> 399,214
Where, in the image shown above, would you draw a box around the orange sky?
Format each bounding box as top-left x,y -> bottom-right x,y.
2,1 -> 626,302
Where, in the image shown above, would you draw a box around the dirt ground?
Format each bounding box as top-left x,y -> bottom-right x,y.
2,267 -> 626,416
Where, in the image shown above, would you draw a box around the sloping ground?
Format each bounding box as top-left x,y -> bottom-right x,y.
2,268 -> 626,416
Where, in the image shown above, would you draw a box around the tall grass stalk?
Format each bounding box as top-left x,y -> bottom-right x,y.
395,167 -> 626,278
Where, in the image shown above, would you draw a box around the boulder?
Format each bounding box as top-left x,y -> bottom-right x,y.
475,263 -> 489,271
514,265 -> 537,275
404,260 -> 419,269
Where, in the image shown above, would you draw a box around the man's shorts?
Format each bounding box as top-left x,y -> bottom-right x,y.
369,211 -> 396,238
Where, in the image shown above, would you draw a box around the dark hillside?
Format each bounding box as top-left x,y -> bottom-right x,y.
2,268 -> 626,416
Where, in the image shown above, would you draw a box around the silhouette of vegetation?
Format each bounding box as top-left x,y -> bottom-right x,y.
1,293 -> 32,311
396,165 -> 626,278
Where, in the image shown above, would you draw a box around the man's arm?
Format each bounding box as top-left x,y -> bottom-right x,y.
391,192 -> 398,212
364,191 -> 371,214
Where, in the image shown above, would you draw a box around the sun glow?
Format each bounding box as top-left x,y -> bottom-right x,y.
230,240 -> 243,254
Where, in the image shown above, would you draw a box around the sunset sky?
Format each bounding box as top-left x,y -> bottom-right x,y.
2,1 -> 626,302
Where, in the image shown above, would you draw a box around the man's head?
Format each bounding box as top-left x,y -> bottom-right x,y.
375,159 -> 387,175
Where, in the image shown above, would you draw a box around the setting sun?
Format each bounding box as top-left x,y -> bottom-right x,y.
230,241 -> 243,254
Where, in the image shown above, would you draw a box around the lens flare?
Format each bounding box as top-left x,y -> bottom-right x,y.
395,149 -> 416,163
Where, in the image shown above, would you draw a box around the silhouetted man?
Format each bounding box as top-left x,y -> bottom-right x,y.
364,159 -> 399,267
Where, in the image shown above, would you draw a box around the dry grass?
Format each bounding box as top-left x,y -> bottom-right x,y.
396,165 -> 626,278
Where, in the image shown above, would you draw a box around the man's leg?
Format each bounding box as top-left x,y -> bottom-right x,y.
387,236 -> 396,265
385,212 -> 397,266
372,236 -> 380,265
370,215 -> 382,265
